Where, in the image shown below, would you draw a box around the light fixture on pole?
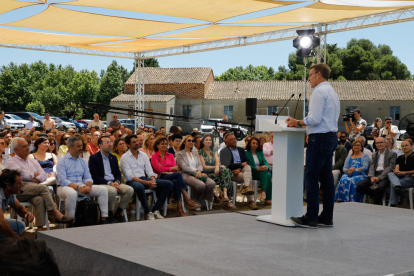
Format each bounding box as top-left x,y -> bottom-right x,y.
293,29 -> 320,118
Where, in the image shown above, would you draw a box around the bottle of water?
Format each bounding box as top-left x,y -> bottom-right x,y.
130,207 -> 136,221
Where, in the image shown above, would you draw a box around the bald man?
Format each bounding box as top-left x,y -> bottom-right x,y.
89,113 -> 105,131
87,131 -> 101,155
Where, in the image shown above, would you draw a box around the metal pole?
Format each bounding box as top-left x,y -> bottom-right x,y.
303,57 -> 307,119
134,53 -> 145,133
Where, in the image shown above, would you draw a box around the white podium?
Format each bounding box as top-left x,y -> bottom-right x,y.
255,115 -> 306,227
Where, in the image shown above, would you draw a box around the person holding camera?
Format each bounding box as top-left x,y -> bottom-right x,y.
379,117 -> 399,147
345,109 -> 366,143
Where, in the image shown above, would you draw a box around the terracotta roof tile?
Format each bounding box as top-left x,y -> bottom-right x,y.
126,67 -> 212,85
205,80 -> 414,101
111,94 -> 175,102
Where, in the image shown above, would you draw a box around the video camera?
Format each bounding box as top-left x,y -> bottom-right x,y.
342,107 -> 355,122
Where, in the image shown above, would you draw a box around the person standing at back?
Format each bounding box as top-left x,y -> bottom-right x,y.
286,63 -> 340,228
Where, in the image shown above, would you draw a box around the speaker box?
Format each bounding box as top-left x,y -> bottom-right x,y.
246,98 -> 257,117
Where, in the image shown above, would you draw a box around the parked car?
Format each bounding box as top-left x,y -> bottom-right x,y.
200,119 -> 248,137
60,117 -> 87,132
7,112 -> 44,127
4,114 -> 28,129
117,119 -> 156,132
77,120 -> 90,127
51,116 -> 76,131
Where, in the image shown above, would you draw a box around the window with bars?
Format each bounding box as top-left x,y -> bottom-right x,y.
268,106 -> 278,115
390,106 -> 400,120
224,105 -> 233,120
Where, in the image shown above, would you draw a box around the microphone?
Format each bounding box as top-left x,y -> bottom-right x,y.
294,93 -> 302,119
275,94 -> 295,125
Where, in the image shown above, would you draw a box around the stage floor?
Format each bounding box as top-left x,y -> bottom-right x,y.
39,203 -> 414,276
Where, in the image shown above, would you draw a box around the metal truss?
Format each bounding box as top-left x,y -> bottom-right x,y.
0,7 -> 413,59
0,44 -> 136,59
134,56 -> 145,131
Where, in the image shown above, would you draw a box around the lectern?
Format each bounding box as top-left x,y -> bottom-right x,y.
255,115 -> 306,227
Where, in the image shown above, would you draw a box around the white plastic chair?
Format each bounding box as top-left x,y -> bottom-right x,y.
187,185 -> 212,211
115,195 -> 129,222
232,180 -> 258,206
10,202 -> 50,230
362,193 -> 386,206
136,189 -> 158,220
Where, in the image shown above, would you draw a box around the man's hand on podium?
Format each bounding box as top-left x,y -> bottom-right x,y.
285,117 -> 299,128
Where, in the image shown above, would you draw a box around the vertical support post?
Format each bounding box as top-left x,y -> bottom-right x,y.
316,24 -> 322,64
134,54 -> 145,133
303,57 -> 307,119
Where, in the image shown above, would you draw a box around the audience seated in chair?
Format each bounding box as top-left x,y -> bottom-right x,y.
198,134 -> 235,209
120,134 -> 173,220
219,133 -> 258,210
0,170 -> 33,239
348,137 -> 372,158
388,140 -> 414,207
87,131 -> 101,155
5,138 -> 74,230
151,136 -> 199,217
338,132 -> 352,153
111,138 -> 126,163
176,135 -> 216,208
356,137 -> 397,205
88,136 -> 133,223
56,136 -> 109,224
335,140 -> 370,203
245,137 -> 272,205
58,133 -> 69,157
30,137 -> 58,187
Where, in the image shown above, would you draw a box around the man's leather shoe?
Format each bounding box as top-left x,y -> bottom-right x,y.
114,213 -> 126,223
241,186 -> 254,195
248,201 -> 258,210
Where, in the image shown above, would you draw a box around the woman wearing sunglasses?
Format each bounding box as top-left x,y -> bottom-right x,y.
151,136 -> 200,216
176,135 -> 216,208
58,134 -> 69,156
47,138 -> 59,158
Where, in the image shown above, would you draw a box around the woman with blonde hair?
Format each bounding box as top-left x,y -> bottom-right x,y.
176,135 -> 216,207
139,133 -> 155,158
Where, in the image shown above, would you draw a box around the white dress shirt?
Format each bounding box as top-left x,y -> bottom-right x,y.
25,121 -> 39,129
303,82 -> 340,135
120,150 -> 157,182
376,151 -> 385,172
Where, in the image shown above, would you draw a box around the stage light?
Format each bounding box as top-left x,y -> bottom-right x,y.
299,37 -> 312,48
293,29 -> 320,57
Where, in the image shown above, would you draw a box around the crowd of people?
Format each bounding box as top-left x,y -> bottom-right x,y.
308,109 -> 414,206
0,112 -> 278,239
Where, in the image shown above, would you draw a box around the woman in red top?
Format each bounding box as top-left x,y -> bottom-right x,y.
151,136 -> 199,216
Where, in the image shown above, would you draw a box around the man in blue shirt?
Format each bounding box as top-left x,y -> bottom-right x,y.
0,169 -> 34,239
56,136 -> 109,224
286,63 -> 340,228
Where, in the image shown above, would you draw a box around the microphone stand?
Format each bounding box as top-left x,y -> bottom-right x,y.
294,93 -> 302,119
275,94 -> 295,125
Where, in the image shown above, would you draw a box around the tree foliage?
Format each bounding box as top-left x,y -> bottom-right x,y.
0,59 -> 142,119
216,39 -> 412,81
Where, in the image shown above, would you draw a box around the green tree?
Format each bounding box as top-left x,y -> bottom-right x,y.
26,101 -> 45,115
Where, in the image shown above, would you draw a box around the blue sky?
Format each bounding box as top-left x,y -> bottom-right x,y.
1,1 -> 414,76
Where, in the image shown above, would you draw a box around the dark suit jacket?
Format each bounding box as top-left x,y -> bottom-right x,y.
368,148 -> 397,179
365,144 -> 374,153
333,145 -> 348,172
88,151 -> 122,184
220,146 -> 249,171
338,141 -> 352,153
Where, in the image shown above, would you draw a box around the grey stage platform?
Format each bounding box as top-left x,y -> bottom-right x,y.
39,203 -> 414,276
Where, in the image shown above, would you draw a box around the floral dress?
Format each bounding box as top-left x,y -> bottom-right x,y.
199,148 -> 233,198
335,157 -> 366,202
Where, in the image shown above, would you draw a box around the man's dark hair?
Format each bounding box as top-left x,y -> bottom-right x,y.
125,134 -> 137,145
98,136 -> 110,146
223,132 -> 233,141
169,125 -> 180,134
310,63 -> 330,80
160,127 -> 165,130
385,116 -> 392,122
405,139 -> 413,146
0,169 -> 21,189
353,109 -> 361,114
170,133 -> 183,142
340,132 -> 347,136
0,237 -> 61,275
406,136 -> 414,142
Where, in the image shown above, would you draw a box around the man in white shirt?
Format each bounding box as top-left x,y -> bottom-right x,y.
380,117 -> 399,147
120,134 -> 173,220
356,137 -> 397,205
88,113 -> 105,131
43,113 -> 55,131
25,116 -> 39,130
